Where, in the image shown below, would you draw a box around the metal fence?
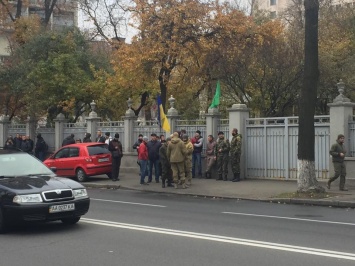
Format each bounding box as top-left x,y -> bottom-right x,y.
63,122 -> 88,142
217,119 -> 229,139
246,116 -> 330,179
8,124 -> 26,136
98,121 -> 125,149
37,127 -> 55,151
133,120 -> 165,145
176,119 -> 207,154
348,120 -> 355,157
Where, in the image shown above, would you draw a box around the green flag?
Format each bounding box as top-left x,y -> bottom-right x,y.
209,80 -> 221,109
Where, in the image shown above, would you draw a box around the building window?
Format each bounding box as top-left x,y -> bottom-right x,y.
270,0 -> 276,6
270,11 -> 277,19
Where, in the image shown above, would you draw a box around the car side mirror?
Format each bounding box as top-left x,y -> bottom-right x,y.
50,167 -> 57,173
49,154 -> 55,159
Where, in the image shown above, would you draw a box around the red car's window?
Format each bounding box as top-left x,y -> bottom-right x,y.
87,145 -> 110,156
69,148 -> 80,158
55,148 -> 70,159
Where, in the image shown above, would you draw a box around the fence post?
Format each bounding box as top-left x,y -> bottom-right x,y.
228,104 -> 250,180
0,115 -> 10,147
124,98 -> 135,153
86,100 -> 101,141
328,80 -> 355,155
26,116 -> 37,140
54,113 -> 67,150
167,95 -> 179,135
205,108 -> 220,140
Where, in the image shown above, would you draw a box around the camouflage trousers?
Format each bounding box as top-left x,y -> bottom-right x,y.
216,153 -> 229,176
184,159 -> 192,183
230,153 -> 241,174
171,162 -> 185,184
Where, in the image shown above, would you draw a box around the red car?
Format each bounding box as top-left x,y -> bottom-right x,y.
44,143 -> 112,182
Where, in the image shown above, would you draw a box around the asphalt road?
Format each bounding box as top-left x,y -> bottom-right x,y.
1,188 -> 355,266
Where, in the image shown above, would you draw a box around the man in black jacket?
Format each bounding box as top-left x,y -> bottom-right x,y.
62,134 -> 75,147
35,133 -> 47,161
147,133 -> 162,183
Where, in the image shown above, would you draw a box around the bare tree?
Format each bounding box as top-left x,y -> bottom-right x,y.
79,0 -> 130,46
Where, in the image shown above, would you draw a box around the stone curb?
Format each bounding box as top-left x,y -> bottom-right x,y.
83,183 -> 355,208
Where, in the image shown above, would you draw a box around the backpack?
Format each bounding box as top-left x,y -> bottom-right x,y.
111,140 -> 122,158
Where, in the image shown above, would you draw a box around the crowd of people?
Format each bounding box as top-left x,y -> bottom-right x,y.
133,128 -> 242,189
4,133 -> 48,161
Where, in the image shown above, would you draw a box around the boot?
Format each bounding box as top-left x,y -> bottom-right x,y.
162,180 -> 166,188
216,175 -> 223,181
167,181 -> 174,187
223,175 -> 228,181
205,172 -> 208,179
232,173 -> 240,182
174,183 -> 178,189
326,180 -> 331,189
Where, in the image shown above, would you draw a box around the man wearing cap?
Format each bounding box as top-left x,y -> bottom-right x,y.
214,131 -> 230,181
191,130 -> 203,178
167,132 -> 187,189
147,133 -> 162,183
230,128 -> 242,182
108,133 -> 123,181
327,134 -> 348,191
159,137 -> 173,188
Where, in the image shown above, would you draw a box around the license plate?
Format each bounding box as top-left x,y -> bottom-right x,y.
49,203 -> 75,213
98,158 -> 109,162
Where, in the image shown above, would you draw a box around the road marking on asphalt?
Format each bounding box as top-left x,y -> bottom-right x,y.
222,212 -> 355,226
91,198 -> 166,208
81,218 -> 355,261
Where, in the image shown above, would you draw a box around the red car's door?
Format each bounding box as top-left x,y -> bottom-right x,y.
51,148 -> 71,176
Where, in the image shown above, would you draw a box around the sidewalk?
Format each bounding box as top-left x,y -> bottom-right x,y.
84,174 -> 355,208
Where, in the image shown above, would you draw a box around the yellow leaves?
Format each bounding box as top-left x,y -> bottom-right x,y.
13,16 -> 41,45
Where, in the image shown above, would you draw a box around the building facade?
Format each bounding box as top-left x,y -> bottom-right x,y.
0,0 -> 78,59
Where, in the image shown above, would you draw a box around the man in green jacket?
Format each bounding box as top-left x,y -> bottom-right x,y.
327,134 -> 348,191
167,132 -> 187,189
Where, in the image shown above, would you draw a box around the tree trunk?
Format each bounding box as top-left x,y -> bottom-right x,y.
297,0 -> 324,192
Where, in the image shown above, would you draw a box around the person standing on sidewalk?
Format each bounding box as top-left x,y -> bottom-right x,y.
214,131 -> 230,181
182,134 -> 194,186
159,137 -> 173,188
327,134 -> 348,191
230,128 -> 242,182
147,133 -> 162,183
167,132 -> 187,189
138,136 -> 149,185
205,135 -> 216,179
191,130 -> 203,178
108,133 -> 123,181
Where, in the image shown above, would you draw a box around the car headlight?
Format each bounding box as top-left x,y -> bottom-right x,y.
13,194 -> 43,203
73,189 -> 88,199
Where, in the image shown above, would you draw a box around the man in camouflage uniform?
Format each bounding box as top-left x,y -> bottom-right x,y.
182,135 -> 194,186
214,131 -> 230,181
230,128 -> 242,182
159,137 -> 173,188
327,134 -> 348,191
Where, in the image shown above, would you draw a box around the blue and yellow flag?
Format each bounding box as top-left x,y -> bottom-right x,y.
157,95 -> 171,132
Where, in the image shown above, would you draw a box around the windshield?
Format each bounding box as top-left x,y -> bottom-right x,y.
0,153 -> 54,177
